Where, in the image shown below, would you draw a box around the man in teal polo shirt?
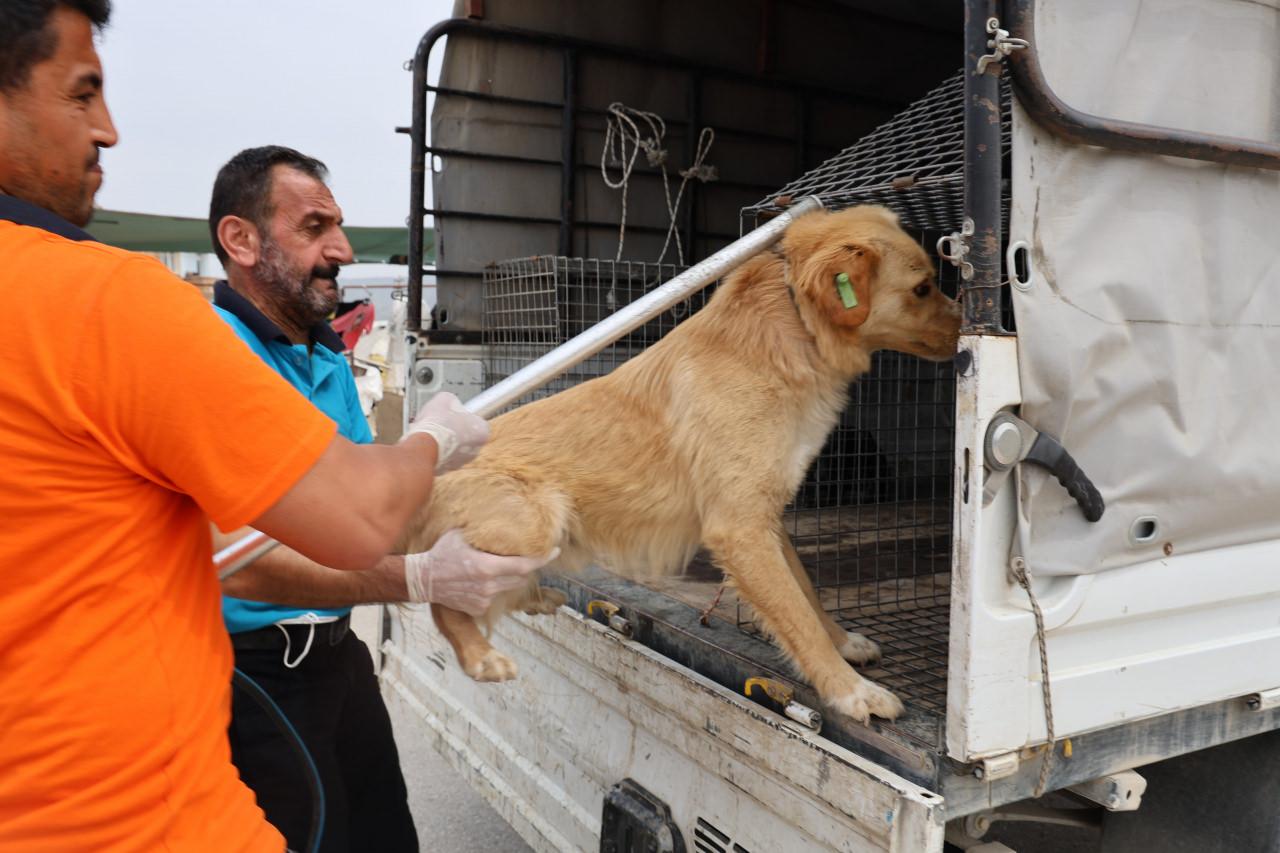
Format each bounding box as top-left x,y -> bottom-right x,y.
207,146 -> 553,853
210,145 -> 418,853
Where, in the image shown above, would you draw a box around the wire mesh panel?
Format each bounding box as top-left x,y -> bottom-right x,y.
740,70 -> 1010,233
483,256 -> 700,411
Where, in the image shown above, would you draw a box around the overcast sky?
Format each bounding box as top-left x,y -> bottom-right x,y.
95,0 -> 456,227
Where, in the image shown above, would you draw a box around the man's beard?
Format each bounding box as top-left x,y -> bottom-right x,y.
254,235 -> 341,331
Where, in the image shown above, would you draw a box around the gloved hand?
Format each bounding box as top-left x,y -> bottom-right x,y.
404,529 -> 560,616
403,392 -> 490,473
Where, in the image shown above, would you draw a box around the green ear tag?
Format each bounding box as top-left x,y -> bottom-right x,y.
835,272 -> 858,308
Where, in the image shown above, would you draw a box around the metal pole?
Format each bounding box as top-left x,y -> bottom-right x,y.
215,532 -> 281,581
216,196 -> 824,576
963,0 -> 1005,332
466,195 -> 823,419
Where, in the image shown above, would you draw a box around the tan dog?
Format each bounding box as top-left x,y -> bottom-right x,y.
405,205 -> 960,723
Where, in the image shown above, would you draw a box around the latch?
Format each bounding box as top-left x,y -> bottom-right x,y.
973,752 -> 1021,782
937,217 -> 975,281
976,16 -> 1030,74
587,600 -> 633,638
744,677 -> 822,731
982,412 -> 1105,522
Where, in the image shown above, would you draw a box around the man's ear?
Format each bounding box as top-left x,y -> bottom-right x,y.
813,245 -> 876,328
216,215 -> 260,268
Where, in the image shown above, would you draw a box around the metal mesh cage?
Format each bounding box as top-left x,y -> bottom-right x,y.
481,71 -> 1004,719
482,257 -> 699,411
740,70 -> 1010,234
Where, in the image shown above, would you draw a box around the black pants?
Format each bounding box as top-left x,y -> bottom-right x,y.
229,619 -> 418,853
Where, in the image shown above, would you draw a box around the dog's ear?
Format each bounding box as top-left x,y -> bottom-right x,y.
817,246 -> 876,328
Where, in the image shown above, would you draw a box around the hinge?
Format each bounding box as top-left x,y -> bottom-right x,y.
977,16 -> 1029,75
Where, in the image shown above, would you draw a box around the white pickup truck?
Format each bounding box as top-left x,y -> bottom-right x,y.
379,1 -> 1280,850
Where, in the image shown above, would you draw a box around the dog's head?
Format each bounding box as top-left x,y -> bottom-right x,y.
781,205 -> 960,367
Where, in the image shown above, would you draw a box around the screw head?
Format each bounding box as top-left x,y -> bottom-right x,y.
415,365 -> 435,385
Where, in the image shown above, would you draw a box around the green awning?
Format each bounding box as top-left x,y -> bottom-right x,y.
86,208 -> 432,265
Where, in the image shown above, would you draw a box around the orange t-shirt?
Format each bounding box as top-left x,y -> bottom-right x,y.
0,216 -> 338,851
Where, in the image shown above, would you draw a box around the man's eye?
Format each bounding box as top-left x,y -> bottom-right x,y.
913,283 -> 932,298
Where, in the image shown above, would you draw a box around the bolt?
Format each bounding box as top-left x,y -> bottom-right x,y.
415,365 -> 435,385
1163,542 -> 1174,557
973,766 -> 985,780
990,421 -> 1022,466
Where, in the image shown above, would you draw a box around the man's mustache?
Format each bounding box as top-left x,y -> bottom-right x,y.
311,265 -> 341,283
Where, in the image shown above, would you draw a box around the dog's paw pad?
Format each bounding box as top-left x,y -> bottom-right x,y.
829,681 -> 904,724
523,588 -> 567,615
465,649 -> 519,682
837,631 -> 881,666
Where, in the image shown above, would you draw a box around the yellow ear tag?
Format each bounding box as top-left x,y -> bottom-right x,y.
835,272 -> 858,308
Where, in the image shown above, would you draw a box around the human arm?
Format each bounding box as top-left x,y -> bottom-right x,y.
247,390 -> 489,570
216,524 -> 408,606
217,525 -> 557,614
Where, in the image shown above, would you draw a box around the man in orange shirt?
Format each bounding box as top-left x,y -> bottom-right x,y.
0,3 -> 552,850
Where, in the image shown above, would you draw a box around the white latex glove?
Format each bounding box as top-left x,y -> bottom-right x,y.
405,529 -> 560,616
404,391 -> 490,473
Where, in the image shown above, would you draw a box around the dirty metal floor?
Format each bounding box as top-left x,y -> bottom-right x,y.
550,498 -> 954,786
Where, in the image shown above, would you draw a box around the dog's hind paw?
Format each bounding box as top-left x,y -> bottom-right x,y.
523,587 -> 567,615
829,679 -> 904,724
837,631 -> 881,666
465,649 -> 519,682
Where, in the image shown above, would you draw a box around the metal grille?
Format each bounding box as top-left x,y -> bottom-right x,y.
482,256 -> 699,411
740,70 -> 1009,232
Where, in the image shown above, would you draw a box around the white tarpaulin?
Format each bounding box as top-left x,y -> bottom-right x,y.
1010,0 -> 1280,575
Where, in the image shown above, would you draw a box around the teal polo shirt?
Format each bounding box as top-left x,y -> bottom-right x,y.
213,281 -> 373,634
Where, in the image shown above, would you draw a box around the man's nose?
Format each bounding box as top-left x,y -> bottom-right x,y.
327,229 -> 354,265
92,97 -> 119,149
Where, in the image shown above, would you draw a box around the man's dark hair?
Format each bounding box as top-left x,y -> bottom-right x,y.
208,146 -> 329,264
0,0 -> 111,92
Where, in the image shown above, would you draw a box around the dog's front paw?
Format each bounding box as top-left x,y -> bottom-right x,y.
837,631 -> 881,666
829,678 -> 904,724
465,649 -> 519,682
522,587 -> 567,615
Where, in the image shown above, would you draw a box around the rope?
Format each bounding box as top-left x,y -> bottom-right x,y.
657,127 -> 717,265
601,103 -> 667,262
600,102 -> 716,265
1013,556 -> 1057,797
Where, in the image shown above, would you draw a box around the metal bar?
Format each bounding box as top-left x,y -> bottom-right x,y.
559,48 -> 577,257
417,18 -> 905,109
406,22 -> 437,332
425,146 -> 561,167
1004,0 -> 1280,171
466,196 -> 822,418
215,531 -> 280,580
421,208 -> 740,241
426,84 -> 563,110
962,0 -> 1005,332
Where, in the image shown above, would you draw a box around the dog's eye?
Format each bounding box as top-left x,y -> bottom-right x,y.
913,282 -> 932,298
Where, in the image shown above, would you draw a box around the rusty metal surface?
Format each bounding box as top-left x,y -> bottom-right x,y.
1004,0 -> 1280,172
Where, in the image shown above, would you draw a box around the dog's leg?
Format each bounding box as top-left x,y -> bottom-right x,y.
513,583 -> 568,616
430,603 -> 519,682
705,523 -> 903,724
779,532 -> 881,666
